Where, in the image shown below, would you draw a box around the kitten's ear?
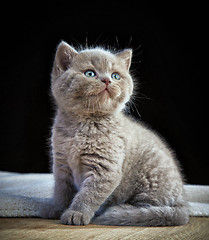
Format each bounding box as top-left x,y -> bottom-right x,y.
116,49 -> 132,70
53,41 -> 78,76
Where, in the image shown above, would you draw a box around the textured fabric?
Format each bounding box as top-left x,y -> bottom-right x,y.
0,171 -> 209,217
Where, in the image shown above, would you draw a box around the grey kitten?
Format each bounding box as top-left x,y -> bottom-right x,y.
40,41 -> 189,226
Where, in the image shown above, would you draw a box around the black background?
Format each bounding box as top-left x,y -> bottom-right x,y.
0,1 -> 208,184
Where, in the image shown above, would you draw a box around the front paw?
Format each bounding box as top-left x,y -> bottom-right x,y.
60,209 -> 91,225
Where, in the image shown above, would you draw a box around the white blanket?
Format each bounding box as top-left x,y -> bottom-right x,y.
0,171 -> 209,217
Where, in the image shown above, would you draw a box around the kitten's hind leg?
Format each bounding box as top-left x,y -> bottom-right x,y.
92,203 -> 189,226
40,163 -> 76,219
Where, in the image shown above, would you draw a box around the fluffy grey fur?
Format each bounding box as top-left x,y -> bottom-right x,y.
40,41 -> 189,226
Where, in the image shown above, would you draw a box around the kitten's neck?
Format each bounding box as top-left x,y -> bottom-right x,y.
56,109 -> 123,125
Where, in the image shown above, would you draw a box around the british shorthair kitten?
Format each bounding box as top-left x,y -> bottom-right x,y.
40,41 -> 189,226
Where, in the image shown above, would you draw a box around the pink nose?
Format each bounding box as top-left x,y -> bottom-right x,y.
101,78 -> 111,86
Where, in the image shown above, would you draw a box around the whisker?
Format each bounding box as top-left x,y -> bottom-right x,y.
94,33 -> 104,46
98,98 -> 101,111
133,44 -> 142,52
131,61 -> 142,64
115,35 -> 119,49
132,50 -> 143,57
93,96 -> 96,113
127,36 -> 133,48
88,99 -> 91,113
129,99 -> 142,119
69,37 -> 80,49
133,93 -> 153,101
85,32 -> 88,48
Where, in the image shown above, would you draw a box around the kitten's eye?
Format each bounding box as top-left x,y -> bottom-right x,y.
84,70 -> 96,78
111,72 -> 120,80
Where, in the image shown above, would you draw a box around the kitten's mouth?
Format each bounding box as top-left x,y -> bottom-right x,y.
96,85 -> 120,100
100,87 -> 109,94
87,85 -> 117,101
87,86 -> 109,97
98,87 -> 111,99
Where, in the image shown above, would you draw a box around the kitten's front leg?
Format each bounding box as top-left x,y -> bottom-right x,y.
40,161 -> 76,219
60,159 -> 122,225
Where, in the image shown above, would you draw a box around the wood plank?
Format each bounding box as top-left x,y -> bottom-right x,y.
0,217 -> 209,240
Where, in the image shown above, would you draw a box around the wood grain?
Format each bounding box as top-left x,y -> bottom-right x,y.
0,217 -> 209,240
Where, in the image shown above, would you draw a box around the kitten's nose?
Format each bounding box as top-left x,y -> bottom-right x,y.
101,78 -> 111,86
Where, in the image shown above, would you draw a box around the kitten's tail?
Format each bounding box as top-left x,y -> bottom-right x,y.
92,204 -> 189,226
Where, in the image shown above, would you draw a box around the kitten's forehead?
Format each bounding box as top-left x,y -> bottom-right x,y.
77,48 -> 116,71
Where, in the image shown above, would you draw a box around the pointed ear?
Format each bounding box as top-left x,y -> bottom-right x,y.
116,49 -> 132,70
53,41 -> 78,76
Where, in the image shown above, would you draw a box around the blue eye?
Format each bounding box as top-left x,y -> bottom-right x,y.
84,70 -> 96,78
111,72 -> 120,80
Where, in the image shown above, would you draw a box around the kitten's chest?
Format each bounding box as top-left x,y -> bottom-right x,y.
68,120 -> 119,162
66,120 -> 125,188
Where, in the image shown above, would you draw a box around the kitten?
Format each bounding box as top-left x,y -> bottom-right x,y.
40,41 -> 189,226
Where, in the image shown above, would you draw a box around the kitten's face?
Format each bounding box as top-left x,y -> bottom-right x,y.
52,41 -> 133,117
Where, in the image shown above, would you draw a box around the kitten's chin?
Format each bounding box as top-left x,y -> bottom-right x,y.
98,89 -> 111,101
70,95 -> 125,117
94,87 -> 121,109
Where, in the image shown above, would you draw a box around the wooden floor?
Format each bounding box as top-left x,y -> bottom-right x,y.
0,217 -> 209,240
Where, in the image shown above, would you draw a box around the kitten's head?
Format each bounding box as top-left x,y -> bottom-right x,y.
51,41 -> 134,117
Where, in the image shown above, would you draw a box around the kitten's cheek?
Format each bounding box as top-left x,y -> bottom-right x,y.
116,90 -> 121,97
109,87 -> 121,98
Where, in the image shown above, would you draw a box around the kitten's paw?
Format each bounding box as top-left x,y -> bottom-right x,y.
60,209 -> 91,225
39,204 -> 63,219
